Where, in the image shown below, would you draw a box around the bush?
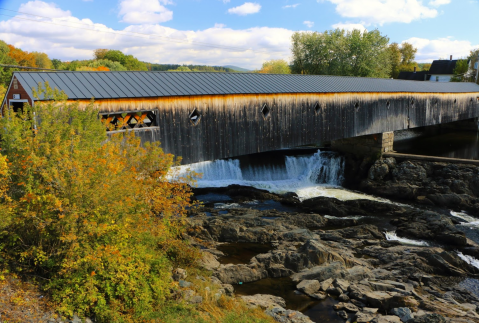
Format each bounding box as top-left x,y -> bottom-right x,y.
0,83 -> 199,322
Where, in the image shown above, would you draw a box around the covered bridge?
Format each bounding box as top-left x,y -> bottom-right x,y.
2,71 -> 479,164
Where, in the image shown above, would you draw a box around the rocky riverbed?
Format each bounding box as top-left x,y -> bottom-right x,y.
184,157 -> 479,323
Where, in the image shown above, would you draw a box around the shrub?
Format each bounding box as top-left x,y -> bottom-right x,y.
0,83 -> 199,322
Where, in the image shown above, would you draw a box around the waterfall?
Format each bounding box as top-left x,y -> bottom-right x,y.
170,150 -> 345,200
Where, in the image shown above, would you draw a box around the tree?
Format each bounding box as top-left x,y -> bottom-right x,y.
291,28 -> 391,78
93,48 -> 109,60
103,50 -> 147,71
32,51 -> 52,69
7,44 -> 36,67
0,40 -> 17,87
88,59 -> 127,71
258,59 -> 290,74
469,48 -> 479,84
450,59 -> 469,82
420,63 -> 431,71
388,42 -> 419,78
51,58 -> 64,70
0,83 -> 198,321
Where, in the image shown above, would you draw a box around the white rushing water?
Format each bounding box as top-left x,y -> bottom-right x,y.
385,231 -> 430,246
324,215 -> 367,220
457,252 -> 479,269
450,211 -> 479,227
170,150 -> 395,202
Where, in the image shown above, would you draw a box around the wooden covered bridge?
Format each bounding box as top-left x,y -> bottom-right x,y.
2,71 -> 479,164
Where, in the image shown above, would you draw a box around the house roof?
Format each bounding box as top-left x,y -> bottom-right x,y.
12,71 -> 479,101
397,71 -> 431,81
428,60 -> 457,75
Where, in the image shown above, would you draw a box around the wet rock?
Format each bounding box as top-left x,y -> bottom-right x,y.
348,266 -> 373,281
241,294 -> 286,309
338,293 -> 350,302
265,306 -> 314,323
282,229 -> 316,242
310,292 -> 327,300
334,302 -> 359,312
296,280 -> 320,295
365,291 -> 419,311
356,312 -> 376,323
319,278 -> 334,291
408,313 -> 447,323
336,310 -> 348,320
216,264 -> 268,284
290,262 -> 349,282
390,307 -> 414,322
371,315 -> 402,323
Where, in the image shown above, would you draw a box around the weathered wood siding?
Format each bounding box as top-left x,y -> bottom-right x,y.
70,92 -> 479,164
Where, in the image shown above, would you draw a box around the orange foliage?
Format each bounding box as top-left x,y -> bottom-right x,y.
0,83 -> 199,322
7,44 -> 37,67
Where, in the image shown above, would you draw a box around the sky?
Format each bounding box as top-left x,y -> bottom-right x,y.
0,0 -> 477,70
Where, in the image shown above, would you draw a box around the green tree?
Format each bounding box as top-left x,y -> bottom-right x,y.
450,59 -> 469,82
0,40 -> 17,87
103,50 -> 147,71
291,28 -> 391,78
51,58 -> 64,70
388,43 -> 402,78
399,42 -> 417,65
32,51 -> 52,69
258,59 -> 291,74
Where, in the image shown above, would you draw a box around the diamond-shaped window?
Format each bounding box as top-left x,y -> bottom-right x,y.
386,100 -> 390,109
410,99 -> 415,107
189,108 -> 201,125
314,102 -> 321,114
261,103 -> 270,119
354,102 -> 359,110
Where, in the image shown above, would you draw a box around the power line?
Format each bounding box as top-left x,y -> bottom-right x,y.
0,8 -> 274,54
0,63 -> 62,71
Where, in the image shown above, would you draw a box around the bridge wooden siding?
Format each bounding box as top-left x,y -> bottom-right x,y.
79,91 -> 479,164
4,71 -> 479,165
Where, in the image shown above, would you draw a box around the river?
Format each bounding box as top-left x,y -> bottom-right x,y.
175,129 -> 479,322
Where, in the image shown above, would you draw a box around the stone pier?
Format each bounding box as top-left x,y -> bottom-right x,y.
331,132 -> 394,158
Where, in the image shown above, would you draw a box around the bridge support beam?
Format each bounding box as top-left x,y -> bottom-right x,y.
331,132 -> 394,158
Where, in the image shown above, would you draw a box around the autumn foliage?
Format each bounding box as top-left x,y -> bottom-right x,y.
0,83 -> 199,322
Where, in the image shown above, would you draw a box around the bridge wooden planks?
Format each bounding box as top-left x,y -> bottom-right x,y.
69,92 -> 479,164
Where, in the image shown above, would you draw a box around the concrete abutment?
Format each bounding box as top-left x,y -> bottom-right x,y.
331,132 -> 394,158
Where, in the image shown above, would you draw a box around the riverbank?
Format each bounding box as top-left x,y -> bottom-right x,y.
185,156 -> 479,322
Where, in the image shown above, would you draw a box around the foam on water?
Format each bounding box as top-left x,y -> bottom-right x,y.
450,211 -> 479,227
385,231 -> 430,246
171,150 -> 395,202
324,215 -> 366,220
457,252 -> 479,269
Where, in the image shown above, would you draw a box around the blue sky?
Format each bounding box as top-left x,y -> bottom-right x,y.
0,0 -> 477,69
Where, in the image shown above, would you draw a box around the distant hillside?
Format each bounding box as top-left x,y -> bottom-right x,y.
146,64 -> 236,73
223,65 -> 251,72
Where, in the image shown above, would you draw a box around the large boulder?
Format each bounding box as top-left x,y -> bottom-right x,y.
240,294 -> 286,309
216,264 -> 267,284
291,262 -> 349,282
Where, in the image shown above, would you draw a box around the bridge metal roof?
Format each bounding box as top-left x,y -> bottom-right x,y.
13,71 -> 479,100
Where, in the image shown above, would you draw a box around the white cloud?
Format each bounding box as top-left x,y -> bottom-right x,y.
303,20 -> 314,28
331,22 -> 367,32
19,1 -> 72,18
214,23 -> 226,28
428,0 -> 451,7
404,37 -> 479,62
323,0 -> 442,25
119,0 -> 173,24
228,2 -> 261,15
283,3 -> 300,8
0,1 -> 292,70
